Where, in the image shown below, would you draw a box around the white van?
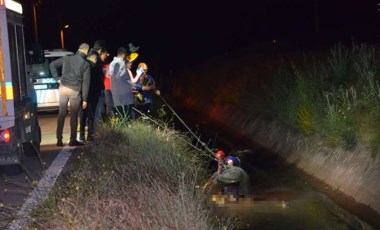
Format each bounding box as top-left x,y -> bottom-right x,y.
27,49 -> 74,111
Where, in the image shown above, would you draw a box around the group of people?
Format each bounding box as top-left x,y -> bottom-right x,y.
49,40 -> 249,197
50,40 -> 159,147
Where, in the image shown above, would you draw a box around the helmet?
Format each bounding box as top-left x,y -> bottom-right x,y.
215,150 -> 225,160
126,52 -> 139,62
226,156 -> 241,167
138,62 -> 148,71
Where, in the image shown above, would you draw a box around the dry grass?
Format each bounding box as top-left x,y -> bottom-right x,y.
28,121 -> 232,230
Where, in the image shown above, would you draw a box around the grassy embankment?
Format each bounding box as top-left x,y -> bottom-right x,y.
175,42 -> 380,157
28,120 -> 233,229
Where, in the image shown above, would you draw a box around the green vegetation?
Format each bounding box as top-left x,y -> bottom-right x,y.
176,42 -> 380,155
28,121 -> 232,229
261,43 -> 380,152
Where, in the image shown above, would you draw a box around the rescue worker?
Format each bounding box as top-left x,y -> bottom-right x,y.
216,159 -> 250,197
133,62 -> 160,117
203,150 -> 236,191
207,150 -> 249,197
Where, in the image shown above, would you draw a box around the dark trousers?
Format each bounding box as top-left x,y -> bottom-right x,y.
104,90 -> 114,115
57,85 -> 81,142
135,103 -> 152,118
80,98 -> 99,140
142,103 -> 152,116
222,183 -> 240,197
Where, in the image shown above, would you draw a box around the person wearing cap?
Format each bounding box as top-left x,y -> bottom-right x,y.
133,62 -> 160,117
215,150 -> 249,197
204,150 -> 249,197
203,150 -> 237,190
215,155 -> 250,197
215,150 -> 227,174
50,43 -> 91,147
125,53 -> 141,85
92,40 -> 110,128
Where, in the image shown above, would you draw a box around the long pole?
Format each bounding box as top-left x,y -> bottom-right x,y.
32,2 -> 38,42
60,29 -> 64,49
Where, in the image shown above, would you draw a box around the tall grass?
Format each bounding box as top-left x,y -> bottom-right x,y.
173,42 -> 380,155
29,121 -> 232,229
327,43 -> 351,87
323,87 -> 358,150
261,59 -> 322,136
261,43 -> 380,153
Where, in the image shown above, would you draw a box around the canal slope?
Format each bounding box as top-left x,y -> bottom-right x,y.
171,104 -> 380,229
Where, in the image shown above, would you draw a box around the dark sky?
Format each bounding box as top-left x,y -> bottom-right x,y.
20,0 -> 379,71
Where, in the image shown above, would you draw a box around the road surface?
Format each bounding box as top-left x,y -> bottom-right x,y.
0,112 -> 77,229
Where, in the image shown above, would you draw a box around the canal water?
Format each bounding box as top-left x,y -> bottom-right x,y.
170,109 -> 375,230
208,146 -> 372,230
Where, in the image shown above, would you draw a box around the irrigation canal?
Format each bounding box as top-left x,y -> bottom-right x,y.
0,109 -> 379,229
172,108 -> 378,230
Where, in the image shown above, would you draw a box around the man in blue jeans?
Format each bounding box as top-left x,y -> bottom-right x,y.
50,43 -> 91,147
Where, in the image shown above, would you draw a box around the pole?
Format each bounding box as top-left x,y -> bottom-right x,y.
32,2 -> 38,42
60,29 -> 64,49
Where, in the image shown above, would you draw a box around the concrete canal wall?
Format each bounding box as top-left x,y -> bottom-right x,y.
205,104 -> 380,215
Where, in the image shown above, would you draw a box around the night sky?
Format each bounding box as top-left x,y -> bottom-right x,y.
19,0 -> 379,71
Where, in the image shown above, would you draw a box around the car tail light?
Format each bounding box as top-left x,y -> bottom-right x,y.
1,129 -> 11,143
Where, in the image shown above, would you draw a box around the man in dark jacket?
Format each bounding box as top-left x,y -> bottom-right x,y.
50,43 -> 91,147
92,40 -> 108,127
80,49 -> 101,142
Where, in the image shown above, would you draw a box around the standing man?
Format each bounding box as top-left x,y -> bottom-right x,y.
102,63 -> 113,118
92,40 -> 109,128
109,47 -> 136,120
50,43 -> 91,147
80,49 -> 100,142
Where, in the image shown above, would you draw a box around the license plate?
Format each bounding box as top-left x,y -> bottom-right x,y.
34,84 -> 47,90
35,78 -> 56,84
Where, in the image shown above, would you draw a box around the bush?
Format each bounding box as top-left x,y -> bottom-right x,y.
261,43 -> 380,151
322,87 -> 358,150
